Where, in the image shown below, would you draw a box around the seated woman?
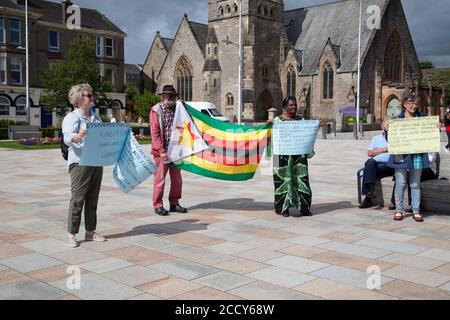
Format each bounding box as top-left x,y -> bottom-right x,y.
272,96 -> 314,217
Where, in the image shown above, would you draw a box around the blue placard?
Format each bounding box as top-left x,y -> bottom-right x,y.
272,120 -> 320,155
113,134 -> 157,193
79,123 -> 130,166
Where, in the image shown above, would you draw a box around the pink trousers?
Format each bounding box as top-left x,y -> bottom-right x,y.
153,156 -> 182,208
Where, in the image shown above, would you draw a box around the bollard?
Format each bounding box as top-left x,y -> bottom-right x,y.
322,123 -> 327,140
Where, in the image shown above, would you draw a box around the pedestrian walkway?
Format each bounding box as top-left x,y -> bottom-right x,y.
0,139 -> 449,300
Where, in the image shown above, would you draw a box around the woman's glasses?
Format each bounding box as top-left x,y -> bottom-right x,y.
83,93 -> 94,99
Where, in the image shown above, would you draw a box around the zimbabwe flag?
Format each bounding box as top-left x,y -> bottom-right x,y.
174,102 -> 272,181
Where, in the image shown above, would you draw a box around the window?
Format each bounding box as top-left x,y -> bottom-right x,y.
10,57 -> 21,85
0,18 -> 4,43
226,93 -> 234,106
0,96 -> 10,116
0,57 -> 6,84
48,30 -> 59,52
218,6 -> 224,16
262,65 -> 269,80
15,96 -> 26,116
9,19 -> 20,44
201,110 -> 209,116
105,69 -> 116,87
96,36 -> 104,57
213,79 -> 217,87
286,66 -> 296,97
322,63 -> 334,100
226,5 -> 231,14
204,82 -> 208,91
175,56 -> 193,101
234,3 -> 238,13
105,38 -> 114,58
384,31 -> 403,82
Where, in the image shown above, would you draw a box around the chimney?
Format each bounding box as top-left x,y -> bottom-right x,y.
62,0 -> 73,24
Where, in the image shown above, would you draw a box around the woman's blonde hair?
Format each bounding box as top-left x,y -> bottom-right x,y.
68,84 -> 93,108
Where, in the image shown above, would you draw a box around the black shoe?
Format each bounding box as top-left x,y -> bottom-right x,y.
359,197 -> 375,209
301,210 -> 313,216
170,204 -> 188,213
388,203 -> 396,210
282,210 -> 290,217
154,207 -> 169,216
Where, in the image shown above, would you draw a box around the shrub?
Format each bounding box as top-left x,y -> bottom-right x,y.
0,128 -> 8,140
40,128 -> 61,138
131,126 -> 150,136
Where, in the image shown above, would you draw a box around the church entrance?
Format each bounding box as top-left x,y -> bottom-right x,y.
256,90 -> 274,121
387,96 -> 402,118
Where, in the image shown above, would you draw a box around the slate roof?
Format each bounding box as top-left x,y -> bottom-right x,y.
2,0 -> 125,35
284,0 -> 390,75
188,20 -> 208,54
162,37 -> 174,51
125,64 -> 142,75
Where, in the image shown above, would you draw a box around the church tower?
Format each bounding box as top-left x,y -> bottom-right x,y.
208,0 -> 284,121
202,26 -> 222,112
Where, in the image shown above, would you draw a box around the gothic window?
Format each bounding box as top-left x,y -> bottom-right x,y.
258,5 -> 262,15
264,6 -> 268,16
214,46 -> 217,55
204,82 -> 208,91
213,79 -> 217,87
286,66 -> 296,97
175,56 -> 193,101
234,3 -> 238,13
262,65 -> 269,80
226,93 -> 234,106
270,7 -> 274,17
226,5 -> 231,14
384,31 -> 403,82
218,6 -> 224,16
322,62 -> 334,100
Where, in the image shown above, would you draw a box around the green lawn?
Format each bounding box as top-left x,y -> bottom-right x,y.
0,140 -> 151,150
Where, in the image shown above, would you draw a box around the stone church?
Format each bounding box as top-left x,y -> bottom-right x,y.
142,0 -> 440,128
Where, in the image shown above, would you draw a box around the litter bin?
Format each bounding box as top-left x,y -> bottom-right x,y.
326,123 -> 332,134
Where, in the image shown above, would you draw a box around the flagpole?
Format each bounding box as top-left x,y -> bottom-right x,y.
237,0 -> 242,125
356,0 -> 362,140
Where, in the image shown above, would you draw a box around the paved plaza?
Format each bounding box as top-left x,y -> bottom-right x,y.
0,136 -> 449,300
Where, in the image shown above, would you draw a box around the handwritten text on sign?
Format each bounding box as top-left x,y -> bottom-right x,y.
80,123 -> 130,166
272,120 -> 320,155
388,116 -> 441,155
113,134 -> 157,193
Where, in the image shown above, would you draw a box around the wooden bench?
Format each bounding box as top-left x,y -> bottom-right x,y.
8,125 -> 42,140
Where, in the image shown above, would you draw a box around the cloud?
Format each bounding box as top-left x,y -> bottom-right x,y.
67,0 -> 449,67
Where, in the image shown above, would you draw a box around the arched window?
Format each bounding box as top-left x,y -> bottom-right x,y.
226,93 -> 234,107
208,47 -> 210,55
322,62 -> 334,100
0,96 -> 10,116
15,96 -> 27,116
270,7 -> 274,17
384,31 -> 403,82
286,66 -> 296,97
262,65 -> 269,80
218,6 -> 224,16
213,79 -> 217,87
234,3 -> 238,13
258,5 -> 262,15
264,6 -> 268,16
175,56 -> 193,101
214,46 -> 218,55
226,5 -> 231,14
204,82 -> 208,91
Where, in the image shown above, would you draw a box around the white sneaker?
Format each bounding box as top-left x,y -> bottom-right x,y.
85,231 -> 107,242
68,234 -> 79,248
444,147 -> 449,154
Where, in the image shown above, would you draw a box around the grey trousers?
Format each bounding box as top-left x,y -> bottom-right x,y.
68,164 -> 103,235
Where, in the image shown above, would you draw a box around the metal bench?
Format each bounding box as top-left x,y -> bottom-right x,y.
8,125 -> 42,140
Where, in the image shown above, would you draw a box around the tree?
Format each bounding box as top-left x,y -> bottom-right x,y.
419,61 -> 434,69
134,90 -> 160,122
41,36 -> 112,115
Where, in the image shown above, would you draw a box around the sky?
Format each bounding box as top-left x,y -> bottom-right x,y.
66,0 -> 450,67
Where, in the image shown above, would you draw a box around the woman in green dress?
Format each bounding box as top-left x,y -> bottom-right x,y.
273,96 -> 314,217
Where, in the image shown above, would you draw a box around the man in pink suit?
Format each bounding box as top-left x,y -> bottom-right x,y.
149,85 -> 187,216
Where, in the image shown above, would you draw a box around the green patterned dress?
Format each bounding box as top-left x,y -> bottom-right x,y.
272,116 -> 314,214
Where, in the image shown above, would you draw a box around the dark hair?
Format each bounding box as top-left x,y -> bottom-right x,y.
282,96 -> 297,109
402,94 -> 421,106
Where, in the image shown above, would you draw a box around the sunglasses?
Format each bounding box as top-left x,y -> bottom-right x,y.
83,93 -> 94,99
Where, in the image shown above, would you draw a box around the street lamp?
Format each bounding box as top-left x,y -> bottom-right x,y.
356,0 -> 362,140
18,1 -> 30,124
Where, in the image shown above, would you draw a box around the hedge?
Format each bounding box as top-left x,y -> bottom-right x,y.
131,126 -> 150,136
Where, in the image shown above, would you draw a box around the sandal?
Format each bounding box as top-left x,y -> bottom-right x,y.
394,212 -> 404,221
413,213 -> 424,222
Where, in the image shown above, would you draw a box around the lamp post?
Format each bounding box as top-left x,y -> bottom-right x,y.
356,0 -> 362,140
24,0 -> 30,124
